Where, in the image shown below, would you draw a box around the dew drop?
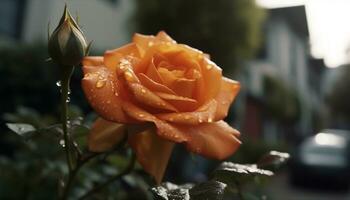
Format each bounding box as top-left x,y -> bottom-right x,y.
66,97 -> 70,103
96,80 -> 106,88
114,92 -> 119,96
56,81 -> 61,87
198,118 -> 203,123
206,65 -> 212,70
106,100 -> 111,104
125,71 -> 132,78
208,118 -> 213,123
148,41 -> 154,47
138,113 -> 145,118
141,88 -> 146,94
59,139 -> 65,147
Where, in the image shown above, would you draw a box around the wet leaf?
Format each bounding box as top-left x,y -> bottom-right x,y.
151,181 -> 226,200
150,182 -> 192,200
189,180 -> 226,200
6,123 -> 36,138
213,162 -> 273,185
257,151 -> 290,170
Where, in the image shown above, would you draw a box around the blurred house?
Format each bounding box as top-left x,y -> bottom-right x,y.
240,6 -> 327,143
0,0 -> 133,49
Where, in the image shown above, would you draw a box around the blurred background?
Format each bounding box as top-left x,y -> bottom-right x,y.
1,0 -> 350,199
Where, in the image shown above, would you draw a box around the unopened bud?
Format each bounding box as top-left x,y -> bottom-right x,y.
48,5 -> 88,66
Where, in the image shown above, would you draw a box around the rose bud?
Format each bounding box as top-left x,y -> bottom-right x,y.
48,5 -> 88,66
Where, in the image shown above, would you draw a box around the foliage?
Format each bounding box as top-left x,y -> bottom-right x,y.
0,42 -> 90,117
1,109 -> 152,200
327,65 -> 350,121
132,0 -> 266,73
263,76 -> 301,122
2,107 -> 290,199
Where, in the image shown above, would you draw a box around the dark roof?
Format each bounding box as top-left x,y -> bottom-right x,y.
269,6 -> 309,38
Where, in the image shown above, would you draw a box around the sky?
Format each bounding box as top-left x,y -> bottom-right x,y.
256,0 -> 350,68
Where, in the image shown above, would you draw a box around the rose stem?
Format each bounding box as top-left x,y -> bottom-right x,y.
78,152 -> 136,200
61,133 -> 128,199
60,65 -> 75,200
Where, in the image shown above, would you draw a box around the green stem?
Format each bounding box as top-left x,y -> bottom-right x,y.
60,65 -> 75,200
78,153 -> 136,200
235,181 -> 245,200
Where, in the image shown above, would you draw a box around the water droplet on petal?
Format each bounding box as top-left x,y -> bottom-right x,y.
208,118 -> 213,123
138,113 -> 145,118
141,88 -> 146,94
114,92 -> 119,96
206,65 -> 212,70
198,118 -> 203,123
106,100 -> 111,104
148,41 -> 154,47
96,80 -> 106,88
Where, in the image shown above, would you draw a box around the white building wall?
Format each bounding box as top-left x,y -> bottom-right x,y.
22,0 -> 133,50
249,16 -> 315,137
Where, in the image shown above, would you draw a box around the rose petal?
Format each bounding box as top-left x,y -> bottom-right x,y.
177,121 -> 241,160
128,128 -> 174,184
155,92 -> 198,112
88,118 -> 126,152
138,73 -> 176,95
132,33 -> 157,56
133,31 -> 175,54
104,43 -> 140,71
157,67 -> 184,87
156,31 -> 176,43
128,83 -> 178,112
82,56 -> 103,66
145,58 -> 164,83
195,57 -> 222,104
215,78 -> 241,120
156,100 -> 217,125
122,101 -> 188,143
82,65 -> 130,123
171,78 -> 196,98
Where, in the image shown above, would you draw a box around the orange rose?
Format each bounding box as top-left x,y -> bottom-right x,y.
82,31 -> 241,183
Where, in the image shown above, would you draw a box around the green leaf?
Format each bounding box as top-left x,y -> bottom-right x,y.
257,151 -> 290,171
6,123 -> 36,138
151,181 -> 226,200
189,180 -> 226,200
151,182 -> 192,200
213,162 -> 273,185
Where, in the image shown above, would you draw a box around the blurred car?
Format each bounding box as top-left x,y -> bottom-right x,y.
289,129 -> 350,188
